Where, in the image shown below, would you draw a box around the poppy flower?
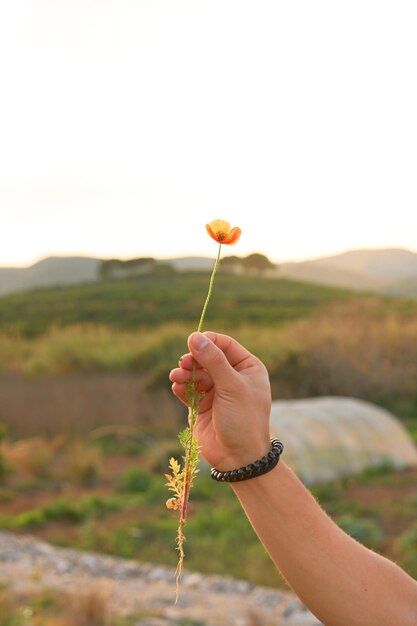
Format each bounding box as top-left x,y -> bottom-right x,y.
206,219 -> 241,245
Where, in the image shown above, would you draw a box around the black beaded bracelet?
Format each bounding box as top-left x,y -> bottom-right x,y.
210,439 -> 284,483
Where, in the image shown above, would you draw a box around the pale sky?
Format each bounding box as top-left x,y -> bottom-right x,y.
1,1 -> 416,267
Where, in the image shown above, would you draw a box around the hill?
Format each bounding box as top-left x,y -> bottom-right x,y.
385,275 -> 417,297
0,255 -> 216,296
0,272 -> 351,336
279,248 -> 417,294
0,256 -> 102,295
1,248 -> 417,298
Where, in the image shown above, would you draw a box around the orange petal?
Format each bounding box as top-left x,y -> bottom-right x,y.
223,226 -> 242,245
206,223 -> 220,242
206,219 -> 232,243
207,219 -> 232,233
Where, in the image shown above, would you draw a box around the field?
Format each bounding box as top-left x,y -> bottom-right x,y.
0,271 -> 352,336
0,271 -> 417,592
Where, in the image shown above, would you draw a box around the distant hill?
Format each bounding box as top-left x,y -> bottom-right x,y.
385,275 -> 417,297
0,255 -> 213,296
0,257 -> 102,296
1,248 -> 417,297
279,248 -> 417,295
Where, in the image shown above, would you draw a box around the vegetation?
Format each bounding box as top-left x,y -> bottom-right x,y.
0,271 -> 416,590
1,426 -> 417,588
0,586 -> 152,626
0,272 -> 351,337
220,252 -> 276,272
98,257 -> 156,279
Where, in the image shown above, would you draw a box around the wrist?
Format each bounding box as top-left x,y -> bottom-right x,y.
214,438 -> 273,472
211,439 -> 284,483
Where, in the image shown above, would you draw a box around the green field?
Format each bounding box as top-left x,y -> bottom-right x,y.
0,271 -> 417,591
0,271 -> 352,336
0,272 -> 416,419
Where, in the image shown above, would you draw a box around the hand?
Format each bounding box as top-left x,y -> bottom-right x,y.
169,331 -> 272,470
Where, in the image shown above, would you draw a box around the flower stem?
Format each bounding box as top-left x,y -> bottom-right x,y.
197,242 -> 222,333
174,242 -> 223,602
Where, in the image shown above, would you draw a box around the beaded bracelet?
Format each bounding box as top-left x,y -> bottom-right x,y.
210,439 -> 284,483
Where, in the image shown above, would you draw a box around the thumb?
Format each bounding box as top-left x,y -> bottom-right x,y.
188,332 -> 237,387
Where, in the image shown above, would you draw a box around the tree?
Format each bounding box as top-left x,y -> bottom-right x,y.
242,253 -> 275,271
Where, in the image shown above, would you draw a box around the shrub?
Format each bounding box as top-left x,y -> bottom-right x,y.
335,513 -> 386,550
4,437 -> 54,478
65,442 -> 103,486
0,452 -> 10,483
0,423 -> 8,442
393,522 -> 417,578
118,466 -> 151,493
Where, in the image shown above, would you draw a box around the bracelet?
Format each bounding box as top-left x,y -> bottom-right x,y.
210,439 -> 284,483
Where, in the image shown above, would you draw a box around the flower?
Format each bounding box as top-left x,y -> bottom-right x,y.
206,219 -> 241,245
166,497 -> 180,511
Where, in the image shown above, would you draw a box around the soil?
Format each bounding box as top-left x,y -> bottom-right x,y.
0,530 -> 322,626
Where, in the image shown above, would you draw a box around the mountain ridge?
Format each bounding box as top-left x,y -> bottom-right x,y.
1,248 -> 417,297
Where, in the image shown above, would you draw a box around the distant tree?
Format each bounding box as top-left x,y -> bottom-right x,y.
242,253 -> 275,271
99,257 -> 156,279
220,253 -> 276,274
219,255 -> 241,268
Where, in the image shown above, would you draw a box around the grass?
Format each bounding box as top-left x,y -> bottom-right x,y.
0,586 -> 156,626
1,432 -> 417,590
0,272 -> 416,590
1,296 -> 416,439
0,272 -> 353,337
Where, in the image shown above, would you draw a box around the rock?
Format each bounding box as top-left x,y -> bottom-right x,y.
249,587 -> 282,608
0,530 -> 316,626
282,611 -> 322,626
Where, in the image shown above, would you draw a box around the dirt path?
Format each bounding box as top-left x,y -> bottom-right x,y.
0,531 -> 322,625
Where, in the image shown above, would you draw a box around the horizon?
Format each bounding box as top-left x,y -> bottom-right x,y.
1,243 -> 417,270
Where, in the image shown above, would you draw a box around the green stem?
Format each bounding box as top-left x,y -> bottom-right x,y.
197,242 -> 222,333
189,241 -> 222,425
175,242 -> 223,602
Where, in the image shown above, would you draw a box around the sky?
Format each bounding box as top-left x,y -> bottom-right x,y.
1,1 -> 416,267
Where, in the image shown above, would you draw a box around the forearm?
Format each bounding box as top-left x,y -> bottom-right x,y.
231,461 -> 417,626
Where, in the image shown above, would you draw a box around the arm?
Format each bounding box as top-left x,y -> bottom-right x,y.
169,331 -> 417,626
231,460 -> 417,626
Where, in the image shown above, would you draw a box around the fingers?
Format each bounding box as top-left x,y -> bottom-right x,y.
187,332 -> 243,387
169,365 -> 213,390
177,353 -> 200,371
202,332 -> 252,368
171,382 -> 190,407
172,332 -> 254,401
171,382 -> 214,412
178,333 -> 252,371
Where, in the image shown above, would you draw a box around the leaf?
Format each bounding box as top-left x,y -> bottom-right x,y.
169,457 -> 181,476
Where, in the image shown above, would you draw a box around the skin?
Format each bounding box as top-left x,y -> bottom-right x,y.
169,331 -> 417,626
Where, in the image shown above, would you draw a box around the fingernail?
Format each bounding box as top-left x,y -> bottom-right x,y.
179,357 -> 183,362
192,332 -> 210,351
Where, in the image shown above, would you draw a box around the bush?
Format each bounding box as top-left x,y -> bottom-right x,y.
4,437 -> 54,478
65,442 -> 103,486
118,466 -> 152,493
0,423 -> 8,442
335,513 -> 386,550
0,451 -> 10,483
393,522 -> 417,578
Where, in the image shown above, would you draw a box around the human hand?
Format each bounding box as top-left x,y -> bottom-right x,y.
169,331 -> 272,471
